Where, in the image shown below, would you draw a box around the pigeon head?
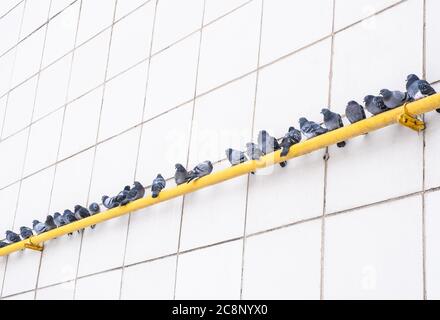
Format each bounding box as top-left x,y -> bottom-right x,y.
54,212 -> 61,218
133,181 -> 143,189
175,163 -> 186,171
157,174 -> 164,179
364,95 -> 374,104
6,230 -> 13,236
320,108 -> 331,115
64,209 -> 73,215
406,74 -> 419,83
347,100 -> 360,107
74,205 -> 82,212
288,127 -> 296,132
19,226 -> 28,233
101,195 -> 109,202
299,117 -> 308,126
89,203 -> 100,212
380,89 -> 392,99
46,215 -> 54,223
124,185 -> 130,191
32,220 -> 40,227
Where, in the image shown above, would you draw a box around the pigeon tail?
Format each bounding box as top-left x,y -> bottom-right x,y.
279,161 -> 287,168
152,191 -> 159,198
337,141 -> 346,148
280,147 -> 289,157
436,109 -> 440,114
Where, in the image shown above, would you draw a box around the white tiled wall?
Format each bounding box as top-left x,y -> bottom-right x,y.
0,0 -> 438,300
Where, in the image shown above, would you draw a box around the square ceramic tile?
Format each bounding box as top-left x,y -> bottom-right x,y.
75,270 -> 122,300
334,0 -> 401,31
197,0 -> 261,94
0,96 -> 6,133
425,83 -> 440,189
49,149 -> 94,214
68,29 -> 111,101
42,1 -> 80,68
189,74 -> 255,166
426,0 -> 440,83
326,125 -> 423,213
107,2 -> 155,79
425,191 -> 440,299
115,0 -> 147,20
260,0 -> 333,66
152,0 -> 204,53
10,27 -> 46,88
254,39 -> 331,139
246,150 -> 325,234
0,129 -> 28,188
76,0 -> 116,45
58,86 -> 102,159
34,53 -> 72,120
37,233 -> 82,287
88,128 -> 139,202
242,220 -> 321,299
175,240 -> 242,300
180,160 -> 247,251
23,109 -> 63,176
0,183 -> 20,233
3,291 -> 35,300
2,76 -> 38,138
2,251 -> 41,297
331,0 -> 423,111
0,3 -> 23,56
0,0 -> 22,17
0,47 -> 16,97
20,0 -> 50,40
144,33 -> 200,119
0,257 -> 7,295
49,0 -> 75,17
14,167 -> 55,228
98,62 -> 148,141
204,0 -> 250,24
121,257 -> 176,300
324,196 -> 423,300
137,103 -> 192,181
36,281 -> 75,300
124,197 -> 182,265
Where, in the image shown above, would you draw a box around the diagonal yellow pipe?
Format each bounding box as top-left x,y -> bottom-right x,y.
1,93 -> 439,257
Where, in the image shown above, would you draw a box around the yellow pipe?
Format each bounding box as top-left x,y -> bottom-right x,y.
1,93 -> 439,256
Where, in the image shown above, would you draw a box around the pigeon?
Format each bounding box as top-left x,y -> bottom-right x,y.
32,220 -> 48,235
406,74 -> 438,113
280,127 -> 302,157
102,195 -> 119,209
225,148 -> 248,166
115,186 -> 131,205
0,241 -> 8,248
364,95 -> 389,116
62,209 -> 80,235
345,101 -> 366,124
53,212 -> 66,228
187,161 -> 214,183
19,226 -> 33,239
246,142 -> 264,160
74,205 -> 91,220
321,108 -> 346,148
45,215 -> 57,231
258,130 -> 287,168
299,117 -> 328,140
152,174 -> 166,198
125,181 -> 145,203
88,203 -> 101,229
380,89 -> 408,109
175,164 -> 190,185
6,230 -> 21,243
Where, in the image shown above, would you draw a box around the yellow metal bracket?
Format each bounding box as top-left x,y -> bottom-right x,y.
398,104 -> 426,132
24,238 -> 44,252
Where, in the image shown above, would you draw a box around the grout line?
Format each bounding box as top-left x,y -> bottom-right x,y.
118,0 -> 159,301
0,0 -> 25,21
172,0 -> 207,301
239,0 -> 265,301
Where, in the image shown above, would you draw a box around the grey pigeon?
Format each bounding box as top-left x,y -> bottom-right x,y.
19,226 -> 33,239
33,220 -> 48,235
152,174 -> 166,198
258,130 -> 287,168
123,181 -> 145,205
299,117 -> 328,139
115,185 -> 131,205
0,241 -> 8,248
345,101 -> 366,124
102,195 -> 119,209
62,209 -> 80,235
406,74 -> 438,113
380,89 -> 408,109
321,108 -> 345,148
175,164 -> 190,185
53,212 -> 66,228
45,215 -> 57,231
280,127 -> 302,157
225,148 -> 248,166
364,95 -> 389,115
187,161 -> 214,183
74,205 -> 90,220
88,203 -> 100,229
246,142 -> 264,160
6,230 -> 21,243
